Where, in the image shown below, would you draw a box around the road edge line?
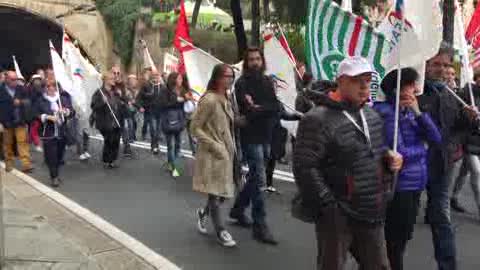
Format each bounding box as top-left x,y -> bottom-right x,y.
0,162 -> 181,270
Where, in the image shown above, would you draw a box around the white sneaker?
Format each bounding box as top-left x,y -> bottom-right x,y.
34,146 -> 43,153
196,208 -> 208,235
84,152 -> 91,159
217,230 -> 236,247
79,153 -> 88,161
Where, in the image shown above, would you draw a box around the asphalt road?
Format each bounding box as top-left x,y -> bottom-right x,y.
26,139 -> 480,270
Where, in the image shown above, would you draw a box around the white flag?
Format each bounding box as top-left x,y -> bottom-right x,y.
263,31 -> 298,134
12,56 -> 24,80
181,40 -> 223,100
454,0 -> 474,87
341,0 -> 352,12
62,34 -> 102,115
49,40 -> 73,93
163,53 -> 179,74
141,40 -> 158,72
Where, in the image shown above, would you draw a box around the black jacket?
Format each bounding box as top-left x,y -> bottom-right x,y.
270,104 -> 301,160
418,80 -> 473,171
91,88 -> 123,131
136,82 -> 163,115
460,84 -> 480,155
34,92 -> 75,139
293,93 -> 391,223
158,86 -> 186,133
235,73 -> 281,145
0,83 -> 32,128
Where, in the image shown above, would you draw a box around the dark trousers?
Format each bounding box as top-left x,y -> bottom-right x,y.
385,191 -> 422,270
232,143 -> 270,226
315,205 -> 390,270
42,138 -> 66,179
100,129 -> 121,163
266,158 -> 276,187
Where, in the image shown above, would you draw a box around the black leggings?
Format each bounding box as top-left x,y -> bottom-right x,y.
204,194 -> 226,233
43,138 -> 66,179
100,129 -> 121,163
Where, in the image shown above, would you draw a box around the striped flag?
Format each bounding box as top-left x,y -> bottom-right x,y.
306,0 -> 387,81
470,47 -> 480,68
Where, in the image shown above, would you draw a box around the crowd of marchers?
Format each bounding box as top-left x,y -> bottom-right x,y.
1,44 -> 480,270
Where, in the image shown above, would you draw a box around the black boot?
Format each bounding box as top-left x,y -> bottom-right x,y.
451,198 -> 467,213
229,209 -> 252,228
252,224 -> 278,245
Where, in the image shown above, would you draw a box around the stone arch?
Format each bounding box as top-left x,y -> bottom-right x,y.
0,0 -> 114,76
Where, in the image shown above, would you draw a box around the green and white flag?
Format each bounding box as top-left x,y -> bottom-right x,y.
306,0 -> 387,81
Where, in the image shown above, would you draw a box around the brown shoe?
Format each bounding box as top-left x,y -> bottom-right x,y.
22,167 -> 34,174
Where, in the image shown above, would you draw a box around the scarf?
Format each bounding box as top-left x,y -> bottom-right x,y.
43,92 -> 60,113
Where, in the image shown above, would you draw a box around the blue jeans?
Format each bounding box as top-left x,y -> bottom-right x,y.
426,159 -> 460,270
144,111 -> 162,150
232,143 -> 270,226
165,132 -> 181,167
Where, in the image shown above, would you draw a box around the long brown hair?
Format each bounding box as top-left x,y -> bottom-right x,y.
166,72 -> 182,91
206,64 -> 234,92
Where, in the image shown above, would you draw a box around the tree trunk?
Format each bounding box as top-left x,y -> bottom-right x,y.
263,0 -> 270,23
231,0 -> 248,60
251,0 -> 261,46
443,0 -> 455,46
191,0 -> 202,29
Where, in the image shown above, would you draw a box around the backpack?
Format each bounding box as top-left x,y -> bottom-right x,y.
162,108 -> 186,134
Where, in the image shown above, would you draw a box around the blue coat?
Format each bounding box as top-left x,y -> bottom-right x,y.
374,102 -> 442,191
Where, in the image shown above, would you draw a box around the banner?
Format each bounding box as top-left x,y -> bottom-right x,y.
181,40 -> 222,100
306,0 -> 387,81
466,0 -> 480,49
264,31 -> 298,134
454,0 -> 474,87
140,40 -> 158,72
62,33 -> 102,115
163,53 -> 179,74
174,0 -> 193,74
49,40 -> 73,94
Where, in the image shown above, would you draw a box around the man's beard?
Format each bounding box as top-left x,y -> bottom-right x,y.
245,67 -> 263,79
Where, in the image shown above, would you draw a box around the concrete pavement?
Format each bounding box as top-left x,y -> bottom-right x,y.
23,139 -> 480,270
0,166 -> 176,269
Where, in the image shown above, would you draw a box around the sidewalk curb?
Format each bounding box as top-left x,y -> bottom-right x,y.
0,162 -> 181,270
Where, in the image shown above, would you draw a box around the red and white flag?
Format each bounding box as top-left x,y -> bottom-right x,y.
466,1 -> 480,49
173,0 -> 192,74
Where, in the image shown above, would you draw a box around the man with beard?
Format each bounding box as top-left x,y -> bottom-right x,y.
229,47 -> 280,245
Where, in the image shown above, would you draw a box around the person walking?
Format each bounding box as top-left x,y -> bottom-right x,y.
374,68 -> 442,270
34,81 -> 75,187
28,74 -> 45,153
0,71 -> 33,173
159,72 -> 187,178
419,47 -> 478,270
191,64 -> 237,247
265,103 -> 302,193
229,47 -> 280,245
91,72 -> 123,169
293,57 -> 403,270
450,72 -> 480,218
136,71 -> 163,154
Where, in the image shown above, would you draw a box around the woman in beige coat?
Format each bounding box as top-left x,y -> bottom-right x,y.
191,64 -> 237,247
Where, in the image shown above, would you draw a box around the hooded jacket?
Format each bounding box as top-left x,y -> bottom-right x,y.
293,92 -> 392,223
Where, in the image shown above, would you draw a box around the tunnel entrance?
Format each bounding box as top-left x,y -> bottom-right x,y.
0,6 -> 63,78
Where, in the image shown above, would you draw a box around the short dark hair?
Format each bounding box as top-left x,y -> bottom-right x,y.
381,67 -> 419,101
242,47 -> 266,74
206,64 -> 234,92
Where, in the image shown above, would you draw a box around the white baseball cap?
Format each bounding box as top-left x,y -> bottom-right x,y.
336,56 -> 375,79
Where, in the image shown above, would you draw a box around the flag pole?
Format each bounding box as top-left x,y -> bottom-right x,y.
96,87 -> 122,129
391,4 -> 405,195
275,23 -> 303,79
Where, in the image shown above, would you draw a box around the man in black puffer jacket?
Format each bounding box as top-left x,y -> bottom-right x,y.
293,57 -> 403,269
